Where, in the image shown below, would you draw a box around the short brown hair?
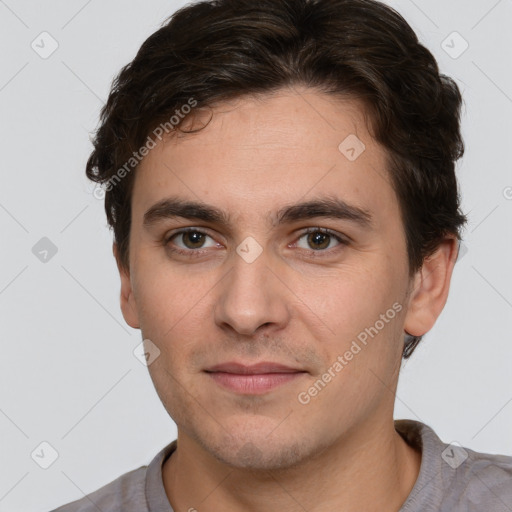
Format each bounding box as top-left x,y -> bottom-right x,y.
86,0 -> 468,359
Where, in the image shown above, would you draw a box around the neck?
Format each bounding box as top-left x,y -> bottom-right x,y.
162,417 -> 421,512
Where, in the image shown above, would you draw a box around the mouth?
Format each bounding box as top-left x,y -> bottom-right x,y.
204,361 -> 308,395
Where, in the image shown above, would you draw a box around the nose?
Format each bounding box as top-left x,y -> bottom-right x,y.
214,248 -> 291,336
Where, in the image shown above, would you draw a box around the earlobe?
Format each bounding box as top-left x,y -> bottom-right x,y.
113,243 -> 140,329
403,237 -> 459,338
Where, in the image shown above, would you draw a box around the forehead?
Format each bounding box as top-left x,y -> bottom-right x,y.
132,87 -> 398,229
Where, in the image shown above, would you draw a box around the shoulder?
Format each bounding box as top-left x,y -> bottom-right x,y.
396,419 -> 512,511
50,466 -> 148,512
444,446 -> 512,510
49,440 -> 177,512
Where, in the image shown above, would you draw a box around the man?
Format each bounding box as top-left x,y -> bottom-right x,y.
53,0 -> 512,510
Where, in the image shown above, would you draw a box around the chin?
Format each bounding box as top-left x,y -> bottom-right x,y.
195,427 -> 313,471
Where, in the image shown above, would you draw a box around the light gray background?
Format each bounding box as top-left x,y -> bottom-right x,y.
0,0 -> 511,511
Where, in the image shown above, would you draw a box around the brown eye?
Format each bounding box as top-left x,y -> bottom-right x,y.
295,228 -> 345,252
181,231 -> 207,249
306,231 -> 331,250
167,229 -> 218,252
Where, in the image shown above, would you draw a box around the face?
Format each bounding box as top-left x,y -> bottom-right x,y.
119,87 -> 419,470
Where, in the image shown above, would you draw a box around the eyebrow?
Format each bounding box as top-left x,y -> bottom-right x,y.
143,196 -> 374,230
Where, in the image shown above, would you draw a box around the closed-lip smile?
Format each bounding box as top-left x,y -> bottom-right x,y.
204,361 -> 307,394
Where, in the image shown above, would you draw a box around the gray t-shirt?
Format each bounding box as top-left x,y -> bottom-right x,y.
51,419 -> 512,511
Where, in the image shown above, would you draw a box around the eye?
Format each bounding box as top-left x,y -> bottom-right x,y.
294,228 -> 347,252
163,226 -> 347,259
166,228 -> 219,252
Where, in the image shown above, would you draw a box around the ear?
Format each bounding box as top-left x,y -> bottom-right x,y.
403,236 -> 459,337
113,243 -> 140,329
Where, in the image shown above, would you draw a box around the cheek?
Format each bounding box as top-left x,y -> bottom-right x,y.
131,255 -> 216,338
298,263 -> 404,361
294,280 -> 405,425
145,355 -> 199,431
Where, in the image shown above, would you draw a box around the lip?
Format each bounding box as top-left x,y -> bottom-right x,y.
205,361 -> 307,395
205,361 -> 303,374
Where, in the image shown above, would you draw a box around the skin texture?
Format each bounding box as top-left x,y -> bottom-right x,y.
115,86 -> 458,511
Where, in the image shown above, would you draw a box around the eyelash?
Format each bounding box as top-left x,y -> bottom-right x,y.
163,227 -> 348,258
